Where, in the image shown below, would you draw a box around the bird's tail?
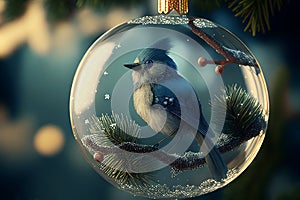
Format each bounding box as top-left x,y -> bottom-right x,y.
195,133 -> 228,181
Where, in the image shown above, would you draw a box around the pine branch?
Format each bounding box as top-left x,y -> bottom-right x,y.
81,85 -> 267,184
83,137 -> 206,174
225,0 -> 285,36
211,84 -> 266,140
84,113 -> 154,186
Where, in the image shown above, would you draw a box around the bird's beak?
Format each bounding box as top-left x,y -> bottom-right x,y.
123,63 -> 140,70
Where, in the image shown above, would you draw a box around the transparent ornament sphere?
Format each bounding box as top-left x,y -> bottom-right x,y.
70,15 -> 269,199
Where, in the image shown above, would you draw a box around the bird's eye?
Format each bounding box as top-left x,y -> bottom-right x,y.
144,60 -> 153,67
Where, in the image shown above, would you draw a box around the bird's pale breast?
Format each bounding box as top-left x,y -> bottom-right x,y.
133,84 -> 153,123
134,84 -> 179,135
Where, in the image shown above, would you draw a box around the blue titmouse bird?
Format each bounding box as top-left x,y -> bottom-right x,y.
123,41 -> 227,180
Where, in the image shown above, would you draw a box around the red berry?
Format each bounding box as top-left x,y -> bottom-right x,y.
215,65 -> 224,75
94,152 -> 104,163
198,57 -> 207,67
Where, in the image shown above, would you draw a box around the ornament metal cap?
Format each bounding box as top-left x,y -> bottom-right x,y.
158,0 -> 189,15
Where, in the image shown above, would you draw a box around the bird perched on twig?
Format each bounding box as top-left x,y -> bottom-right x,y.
124,39 -> 227,181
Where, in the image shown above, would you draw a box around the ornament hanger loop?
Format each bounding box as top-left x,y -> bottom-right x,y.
158,0 -> 189,15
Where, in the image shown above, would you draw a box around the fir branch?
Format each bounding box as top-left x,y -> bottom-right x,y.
84,113 -> 154,186
225,0 -> 285,36
211,84 -> 267,138
82,85 -> 267,178
97,113 -> 140,145
83,136 -> 206,173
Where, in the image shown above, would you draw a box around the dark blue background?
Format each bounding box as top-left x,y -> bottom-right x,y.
0,1 -> 299,199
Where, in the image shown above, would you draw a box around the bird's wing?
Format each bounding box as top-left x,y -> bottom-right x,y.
154,77 -> 227,180
152,76 -> 209,134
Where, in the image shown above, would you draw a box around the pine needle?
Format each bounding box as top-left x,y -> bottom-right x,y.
225,0 -> 284,36
89,113 -> 154,186
211,84 -> 266,138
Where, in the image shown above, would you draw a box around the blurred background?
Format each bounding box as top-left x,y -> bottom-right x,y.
0,0 -> 299,199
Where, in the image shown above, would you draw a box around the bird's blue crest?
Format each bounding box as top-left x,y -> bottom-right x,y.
137,38 -> 177,70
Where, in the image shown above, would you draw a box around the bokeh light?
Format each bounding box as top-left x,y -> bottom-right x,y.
34,125 -> 65,156
0,1 -> 50,57
0,104 -> 34,161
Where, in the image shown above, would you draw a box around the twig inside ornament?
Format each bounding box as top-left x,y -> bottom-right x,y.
188,18 -> 260,75
198,57 -> 231,75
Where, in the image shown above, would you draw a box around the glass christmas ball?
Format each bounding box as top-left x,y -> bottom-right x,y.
70,15 -> 269,199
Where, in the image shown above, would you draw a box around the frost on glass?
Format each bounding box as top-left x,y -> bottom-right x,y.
70,15 -> 269,199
